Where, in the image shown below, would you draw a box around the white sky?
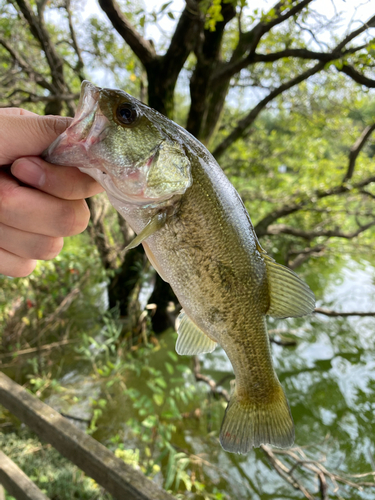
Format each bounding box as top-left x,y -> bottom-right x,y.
81,0 -> 375,44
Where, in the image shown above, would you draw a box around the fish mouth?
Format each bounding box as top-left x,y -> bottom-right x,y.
43,81 -> 110,166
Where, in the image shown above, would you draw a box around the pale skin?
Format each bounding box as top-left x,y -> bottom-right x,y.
0,108 -> 103,278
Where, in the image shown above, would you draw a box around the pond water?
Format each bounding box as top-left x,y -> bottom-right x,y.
3,257 -> 375,499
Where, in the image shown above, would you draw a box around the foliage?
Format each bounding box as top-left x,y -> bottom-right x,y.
0,429 -> 111,500
0,233 -> 107,371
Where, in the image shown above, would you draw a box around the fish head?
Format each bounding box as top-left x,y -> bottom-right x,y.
44,81 -> 192,206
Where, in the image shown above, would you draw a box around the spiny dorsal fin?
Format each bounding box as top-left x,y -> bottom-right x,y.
264,254 -> 315,318
176,311 -> 217,355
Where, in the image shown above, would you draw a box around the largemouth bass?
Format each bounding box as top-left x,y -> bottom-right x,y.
44,81 -> 315,454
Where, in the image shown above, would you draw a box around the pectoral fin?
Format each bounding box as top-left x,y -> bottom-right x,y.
264,254 -> 315,318
125,212 -> 167,251
176,311 -> 217,355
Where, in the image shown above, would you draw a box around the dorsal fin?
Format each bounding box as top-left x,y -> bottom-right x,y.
263,254 -> 315,318
176,311 -> 217,355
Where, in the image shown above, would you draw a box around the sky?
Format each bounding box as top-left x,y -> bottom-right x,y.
81,0 -> 375,43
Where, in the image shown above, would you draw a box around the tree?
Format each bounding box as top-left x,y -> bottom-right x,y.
1,0 -> 375,326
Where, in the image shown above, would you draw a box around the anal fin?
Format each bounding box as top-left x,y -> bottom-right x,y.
264,254 -> 315,318
176,311 -> 217,355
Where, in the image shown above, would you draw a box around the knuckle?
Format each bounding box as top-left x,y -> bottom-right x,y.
59,200 -> 89,236
0,180 -> 17,224
42,237 -> 64,260
4,259 -> 37,278
38,116 -> 72,139
16,260 -> 37,278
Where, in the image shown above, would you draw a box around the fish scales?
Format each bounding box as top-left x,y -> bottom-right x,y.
44,80 -> 315,454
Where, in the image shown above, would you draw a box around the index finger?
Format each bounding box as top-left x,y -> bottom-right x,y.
0,108 -> 37,116
0,114 -> 72,164
11,156 -> 104,200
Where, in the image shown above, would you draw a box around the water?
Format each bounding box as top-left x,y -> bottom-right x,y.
3,257 -> 375,499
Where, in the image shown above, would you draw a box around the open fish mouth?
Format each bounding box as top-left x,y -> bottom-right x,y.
43,81 -> 110,167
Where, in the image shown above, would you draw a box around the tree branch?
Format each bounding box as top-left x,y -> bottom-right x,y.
338,64 -> 375,88
230,0 -> 314,63
213,60 -> 326,159
214,45 -> 365,82
265,219 -> 375,240
315,307 -> 375,317
254,175 -> 375,236
186,0 -> 236,138
98,0 -> 156,66
287,245 -> 326,270
0,37 -> 53,92
13,0 -> 66,93
212,14 -> 375,158
343,123 -> 375,182
64,0 -> 85,81
162,0 -> 202,76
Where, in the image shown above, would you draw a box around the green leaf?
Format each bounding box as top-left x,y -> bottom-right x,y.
153,394 -> 164,406
141,415 -> 157,428
165,362 -> 174,374
160,1 -> 172,12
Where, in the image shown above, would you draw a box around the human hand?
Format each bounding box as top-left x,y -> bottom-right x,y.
0,108 -> 104,278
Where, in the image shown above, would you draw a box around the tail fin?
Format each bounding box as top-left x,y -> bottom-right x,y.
219,383 -> 294,454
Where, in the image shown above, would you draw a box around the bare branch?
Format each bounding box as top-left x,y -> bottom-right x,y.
338,64 -> 375,88
192,356 -> 230,401
230,0 -> 314,62
13,0 -> 66,93
335,15 -> 375,51
265,219 -> 375,240
64,0 -> 85,81
212,60 -> 326,159
163,1 -> 202,74
343,123 -> 375,182
287,245 -> 326,269
213,45 -> 365,84
254,175 -> 375,236
98,0 -> 156,66
0,37 -> 53,92
212,14 -> 375,158
315,307 -> 375,317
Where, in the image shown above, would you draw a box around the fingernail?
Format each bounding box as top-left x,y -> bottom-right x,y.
11,157 -> 46,187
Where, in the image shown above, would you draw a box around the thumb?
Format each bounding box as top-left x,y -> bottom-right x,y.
0,113 -> 73,165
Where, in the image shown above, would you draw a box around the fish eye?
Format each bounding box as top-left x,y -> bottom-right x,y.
116,103 -> 138,125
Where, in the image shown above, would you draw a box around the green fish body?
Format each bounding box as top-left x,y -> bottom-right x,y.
44,81 -> 315,453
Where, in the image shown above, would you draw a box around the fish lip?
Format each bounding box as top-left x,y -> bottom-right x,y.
67,81 -> 101,143
43,81 -> 110,164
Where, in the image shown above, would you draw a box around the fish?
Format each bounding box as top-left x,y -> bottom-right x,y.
44,80 -> 315,454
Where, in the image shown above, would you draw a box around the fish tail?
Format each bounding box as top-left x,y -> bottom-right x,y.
219,382 -> 294,454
